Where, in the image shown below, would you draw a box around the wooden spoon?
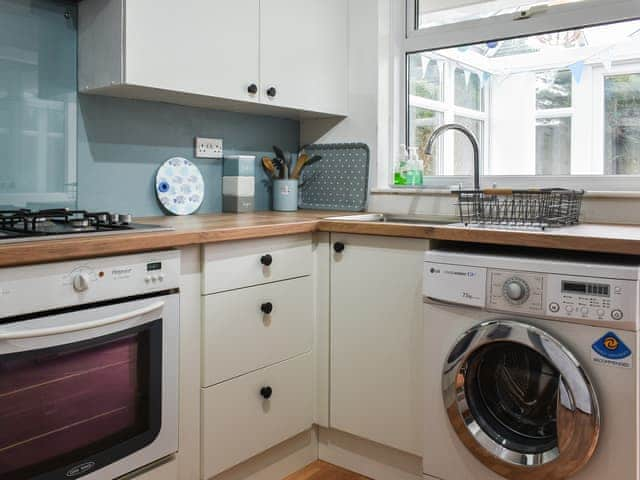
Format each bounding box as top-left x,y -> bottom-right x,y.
290,154 -> 309,180
292,155 -> 322,180
262,157 -> 277,178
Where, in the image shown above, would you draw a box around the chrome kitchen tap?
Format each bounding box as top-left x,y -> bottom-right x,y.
425,123 -> 481,191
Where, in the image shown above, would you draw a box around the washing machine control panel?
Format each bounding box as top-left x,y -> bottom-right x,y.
489,270 -> 544,314
488,269 -> 637,325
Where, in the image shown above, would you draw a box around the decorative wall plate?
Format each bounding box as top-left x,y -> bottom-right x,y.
156,157 -> 205,215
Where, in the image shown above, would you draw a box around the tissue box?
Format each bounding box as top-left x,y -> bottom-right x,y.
222,176 -> 255,213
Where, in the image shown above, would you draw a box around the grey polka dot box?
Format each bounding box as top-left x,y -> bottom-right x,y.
299,143 -> 370,212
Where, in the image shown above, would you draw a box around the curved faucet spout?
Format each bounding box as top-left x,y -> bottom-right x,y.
425,123 -> 480,191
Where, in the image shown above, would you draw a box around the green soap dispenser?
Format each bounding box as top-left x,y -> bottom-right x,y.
394,144 -> 409,186
405,147 -> 424,186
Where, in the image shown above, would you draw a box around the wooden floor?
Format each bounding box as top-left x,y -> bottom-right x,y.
284,461 -> 371,480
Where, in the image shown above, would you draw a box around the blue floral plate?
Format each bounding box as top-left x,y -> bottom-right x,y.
156,157 -> 205,215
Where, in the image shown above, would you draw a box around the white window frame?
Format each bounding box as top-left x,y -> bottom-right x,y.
593,63 -> 640,175
385,0 -> 640,191
535,70 -> 574,175
409,58 -> 489,175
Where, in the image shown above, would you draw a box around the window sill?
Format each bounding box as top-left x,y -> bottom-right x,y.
371,187 -> 640,199
371,187 -> 455,196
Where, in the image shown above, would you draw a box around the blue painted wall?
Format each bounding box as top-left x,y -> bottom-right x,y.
0,0 -> 300,216
78,95 -> 299,216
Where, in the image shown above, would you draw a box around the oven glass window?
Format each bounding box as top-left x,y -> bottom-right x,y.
0,322 -> 162,480
464,342 -> 560,454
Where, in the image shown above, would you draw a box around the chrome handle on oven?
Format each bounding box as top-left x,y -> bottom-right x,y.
0,301 -> 165,340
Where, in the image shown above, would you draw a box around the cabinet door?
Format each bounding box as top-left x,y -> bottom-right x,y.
125,0 -> 260,103
260,0 -> 348,115
330,234 -> 426,456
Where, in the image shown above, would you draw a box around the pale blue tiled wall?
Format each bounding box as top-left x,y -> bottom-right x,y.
0,0 -> 299,216
77,95 -> 299,216
0,0 -> 77,210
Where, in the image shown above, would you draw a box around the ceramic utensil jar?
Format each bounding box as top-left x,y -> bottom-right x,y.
273,179 -> 298,211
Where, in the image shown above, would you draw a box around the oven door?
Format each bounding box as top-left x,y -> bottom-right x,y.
0,293 -> 179,480
442,320 -> 600,480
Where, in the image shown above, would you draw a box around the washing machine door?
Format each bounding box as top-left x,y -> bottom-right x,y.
442,320 -> 600,480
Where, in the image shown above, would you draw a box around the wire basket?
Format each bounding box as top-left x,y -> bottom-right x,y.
456,188 -> 584,230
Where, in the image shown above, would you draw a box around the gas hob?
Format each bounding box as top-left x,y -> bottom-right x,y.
0,209 -> 172,243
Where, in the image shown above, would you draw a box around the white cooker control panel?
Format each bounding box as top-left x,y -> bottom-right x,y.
488,268 -> 638,324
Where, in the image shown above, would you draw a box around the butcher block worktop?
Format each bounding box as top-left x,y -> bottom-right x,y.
1,210 -> 640,267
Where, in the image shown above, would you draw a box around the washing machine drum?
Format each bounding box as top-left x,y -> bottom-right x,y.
442,320 -> 600,480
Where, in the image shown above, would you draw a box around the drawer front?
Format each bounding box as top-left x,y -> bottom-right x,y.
202,234 -> 312,294
202,276 -> 313,387
201,353 -> 313,479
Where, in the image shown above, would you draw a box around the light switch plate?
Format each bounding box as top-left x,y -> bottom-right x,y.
195,137 -> 223,159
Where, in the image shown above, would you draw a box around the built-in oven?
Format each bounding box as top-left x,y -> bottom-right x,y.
0,251 -> 180,480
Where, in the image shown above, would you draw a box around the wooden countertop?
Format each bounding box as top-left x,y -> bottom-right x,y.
317,220 -> 640,256
1,210 -> 640,268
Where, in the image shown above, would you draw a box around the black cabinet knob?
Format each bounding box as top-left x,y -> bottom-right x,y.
248,83 -> 258,94
266,87 -> 277,98
260,254 -> 273,266
333,242 -> 345,253
260,386 -> 273,399
261,302 -> 273,315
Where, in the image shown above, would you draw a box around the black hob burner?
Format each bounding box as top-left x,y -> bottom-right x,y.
0,209 -> 171,243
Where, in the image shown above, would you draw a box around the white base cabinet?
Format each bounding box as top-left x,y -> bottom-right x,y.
201,353 -> 313,479
200,235 -> 314,479
78,0 -> 347,118
330,234 -> 427,457
202,276 -> 313,387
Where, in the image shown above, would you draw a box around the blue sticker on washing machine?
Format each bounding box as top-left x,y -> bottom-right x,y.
591,332 -> 632,368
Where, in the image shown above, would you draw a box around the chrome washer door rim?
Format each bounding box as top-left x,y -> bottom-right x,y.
442,320 -> 600,480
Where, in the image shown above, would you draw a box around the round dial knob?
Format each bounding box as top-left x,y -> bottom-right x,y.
73,273 -> 90,292
503,278 -> 530,304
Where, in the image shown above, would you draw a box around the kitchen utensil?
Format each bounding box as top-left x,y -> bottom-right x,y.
272,145 -> 286,162
291,154 -> 322,180
290,154 -> 309,180
155,157 -> 205,215
262,157 -> 277,178
299,143 -> 370,212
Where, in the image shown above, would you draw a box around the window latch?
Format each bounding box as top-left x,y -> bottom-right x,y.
514,4 -> 549,20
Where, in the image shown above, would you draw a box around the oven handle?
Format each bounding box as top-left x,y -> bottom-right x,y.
0,301 -> 165,340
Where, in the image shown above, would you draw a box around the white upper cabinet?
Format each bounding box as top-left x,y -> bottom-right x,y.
260,0 -> 348,116
125,0 -> 261,105
78,0 -> 348,118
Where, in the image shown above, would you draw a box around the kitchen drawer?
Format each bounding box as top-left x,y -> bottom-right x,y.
202,276 -> 313,387
202,234 -> 312,294
201,353 -> 313,478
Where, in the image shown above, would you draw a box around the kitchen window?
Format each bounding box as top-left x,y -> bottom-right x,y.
397,0 -> 640,190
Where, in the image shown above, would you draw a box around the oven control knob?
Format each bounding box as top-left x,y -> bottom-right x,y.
73,273 -> 90,292
503,278 -> 529,304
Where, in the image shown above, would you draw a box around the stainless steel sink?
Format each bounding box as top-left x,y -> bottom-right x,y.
325,213 -> 460,226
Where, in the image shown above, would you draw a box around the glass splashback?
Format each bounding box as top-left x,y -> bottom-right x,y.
0,0 -> 77,210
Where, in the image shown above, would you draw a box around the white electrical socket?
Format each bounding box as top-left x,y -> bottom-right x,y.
195,137 -> 223,159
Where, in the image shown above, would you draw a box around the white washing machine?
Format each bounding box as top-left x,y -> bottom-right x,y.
423,248 -> 640,480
